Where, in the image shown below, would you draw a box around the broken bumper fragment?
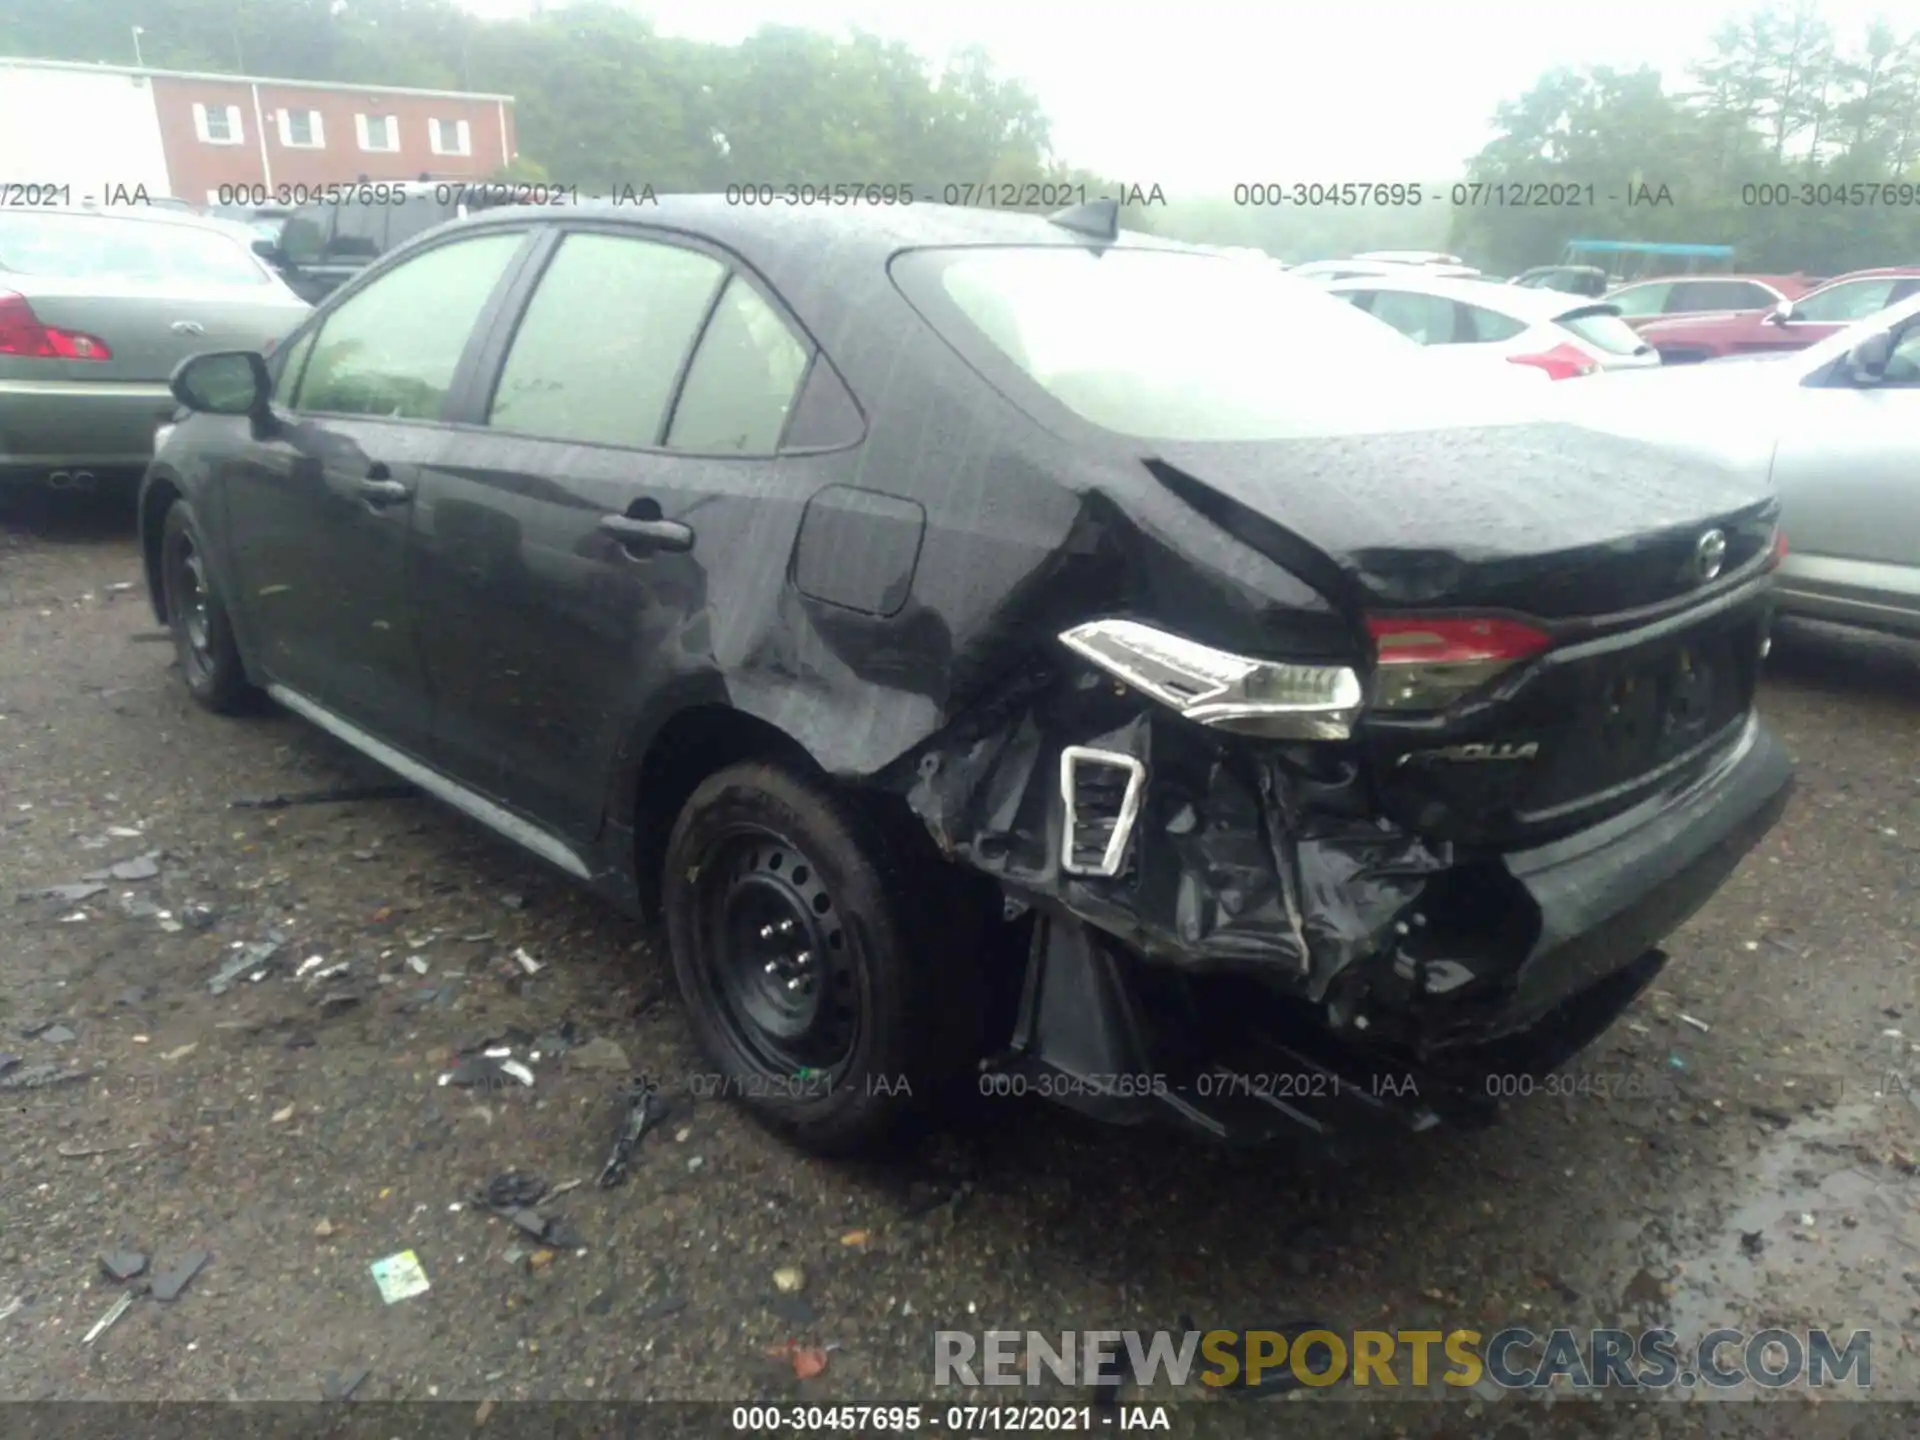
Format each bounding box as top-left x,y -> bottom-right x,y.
900,675 -> 1792,1143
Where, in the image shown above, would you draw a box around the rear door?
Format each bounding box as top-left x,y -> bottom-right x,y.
415,226 -> 816,839
1667,279 -> 1780,316
220,226 -> 536,751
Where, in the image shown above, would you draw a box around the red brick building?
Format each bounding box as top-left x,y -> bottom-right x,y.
0,58 -> 516,204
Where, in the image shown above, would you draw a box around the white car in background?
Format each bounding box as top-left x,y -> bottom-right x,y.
1290,257 -> 1483,282
1319,272 -> 1659,380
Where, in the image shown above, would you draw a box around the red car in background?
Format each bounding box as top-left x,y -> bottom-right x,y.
1634,267 -> 1920,363
1603,273 -> 1818,331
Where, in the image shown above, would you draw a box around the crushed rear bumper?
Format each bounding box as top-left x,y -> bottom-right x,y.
936,709 -> 1792,1143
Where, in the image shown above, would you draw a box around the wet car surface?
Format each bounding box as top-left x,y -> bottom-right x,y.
1,502 -> 1916,1435
135,198 -> 1792,1161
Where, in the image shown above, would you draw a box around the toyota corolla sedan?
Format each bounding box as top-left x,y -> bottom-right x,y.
138,197 -> 1793,1155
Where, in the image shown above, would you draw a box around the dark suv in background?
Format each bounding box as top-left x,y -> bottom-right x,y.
263,180 -> 525,304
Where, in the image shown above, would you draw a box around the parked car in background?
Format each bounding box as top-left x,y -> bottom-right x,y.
1292,257 -> 1483,282
0,206 -> 309,497
1510,265 -> 1610,297
208,204 -> 295,248
1605,274 -> 1816,330
139,197 -> 1789,1159
1634,267 -> 1920,363
1323,272 -> 1657,379
1567,292 -> 1920,637
264,180 -> 525,304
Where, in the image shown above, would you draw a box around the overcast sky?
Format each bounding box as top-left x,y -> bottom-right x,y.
461,0 -> 1900,190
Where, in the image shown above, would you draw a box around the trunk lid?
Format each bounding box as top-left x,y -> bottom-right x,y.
1150,420 -> 1776,618
9,273 -> 308,383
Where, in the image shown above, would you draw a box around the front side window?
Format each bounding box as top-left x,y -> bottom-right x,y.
1794,279 -> 1898,324
271,327 -> 319,406
295,232 -> 523,420
1605,283 -> 1671,317
489,232 -> 725,449
0,212 -> 264,286
667,276 -> 811,453
895,245 -> 1444,442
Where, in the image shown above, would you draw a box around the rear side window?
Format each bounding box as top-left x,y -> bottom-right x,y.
1605,282 -> 1670,317
295,232 -> 523,420
489,232 -> 725,449
1555,307 -> 1645,356
1461,305 -> 1527,342
1670,280 -> 1774,312
667,275 -> 811,453
1369,290 -> 1460,344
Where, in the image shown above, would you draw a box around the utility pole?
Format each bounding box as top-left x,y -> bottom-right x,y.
131,25 -> 146,66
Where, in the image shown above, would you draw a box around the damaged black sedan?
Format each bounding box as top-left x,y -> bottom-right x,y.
138,196 -> 1793,1154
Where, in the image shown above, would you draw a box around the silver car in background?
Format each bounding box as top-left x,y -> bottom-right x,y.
1554,292 -> 1920,637
0,206 -> 310,495
1320,272 -> 1659,380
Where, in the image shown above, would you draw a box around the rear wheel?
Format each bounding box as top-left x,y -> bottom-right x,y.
159,500 -> 259,714
662,759 -> 985,1155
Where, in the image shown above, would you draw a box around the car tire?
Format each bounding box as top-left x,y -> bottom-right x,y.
158,500 -> 259,715
662,758 -> 986,1156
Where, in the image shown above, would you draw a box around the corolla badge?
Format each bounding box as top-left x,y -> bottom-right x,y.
1402,741 -> 1540,765
170,320 -> 206,336
1692,528 -> 1728,583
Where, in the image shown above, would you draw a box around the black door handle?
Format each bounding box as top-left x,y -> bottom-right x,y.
598,514 -> 694,554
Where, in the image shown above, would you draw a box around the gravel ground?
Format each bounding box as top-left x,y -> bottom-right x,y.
3,494 -> 1919,1439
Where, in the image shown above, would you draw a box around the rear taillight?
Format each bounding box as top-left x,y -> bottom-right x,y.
0,291 -> 112,361
1366,614 -> 1553,712
1507,342 -> 1596,380
1765,528 -> 1787,570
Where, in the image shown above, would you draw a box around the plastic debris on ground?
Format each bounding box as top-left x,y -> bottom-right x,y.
15,882 -> 108,904
320,1366 -> 371,1401
230,783 -> 418,810
512,948 -> 542,975
98,1251 -> 148,1282
0,1063 -> 91,1091
1680,1013 -> 1712,1032
470,1170 -> 584,1251
83,853 -> 159,882
566,1036 -> 629,1073
439,1052 -> 533,1090
369,1251 -> 430,1304
150,1249 -> 210,1302
37,1024 -> 76,1045
82,1291 -> 136,1345
764,1340 -> 832,1379
598,1075 -> 667,1188
209,935 -> 287,995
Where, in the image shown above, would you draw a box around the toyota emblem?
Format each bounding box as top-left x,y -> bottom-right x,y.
170,320 -> 206,336
1692,528 -> 1728,583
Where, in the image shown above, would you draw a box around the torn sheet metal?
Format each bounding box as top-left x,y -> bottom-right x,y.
898,675 -> 1452,1000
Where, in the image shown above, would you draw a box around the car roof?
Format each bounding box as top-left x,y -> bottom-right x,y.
1322,271 -> 1604,322
1608,273 -> 1805,290
7,204 -> 254,236
1817,266 -> 1920,284
441,196 -> 1208,315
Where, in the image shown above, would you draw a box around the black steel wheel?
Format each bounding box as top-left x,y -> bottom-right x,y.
159,500 -> 258,714
662,758 -> 987,1155
695,824 -> 862,1082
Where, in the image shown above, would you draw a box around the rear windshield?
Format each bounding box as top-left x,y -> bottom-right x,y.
1555,306 -> 1645,356
0,212 -> 267,286
895,246 -> 1449,441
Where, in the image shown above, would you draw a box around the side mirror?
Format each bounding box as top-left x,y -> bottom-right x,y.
1844,331 -> 1893,384
251,237 -> 286,263
1764,300 -> 1795,325
170,350 -> 272,419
